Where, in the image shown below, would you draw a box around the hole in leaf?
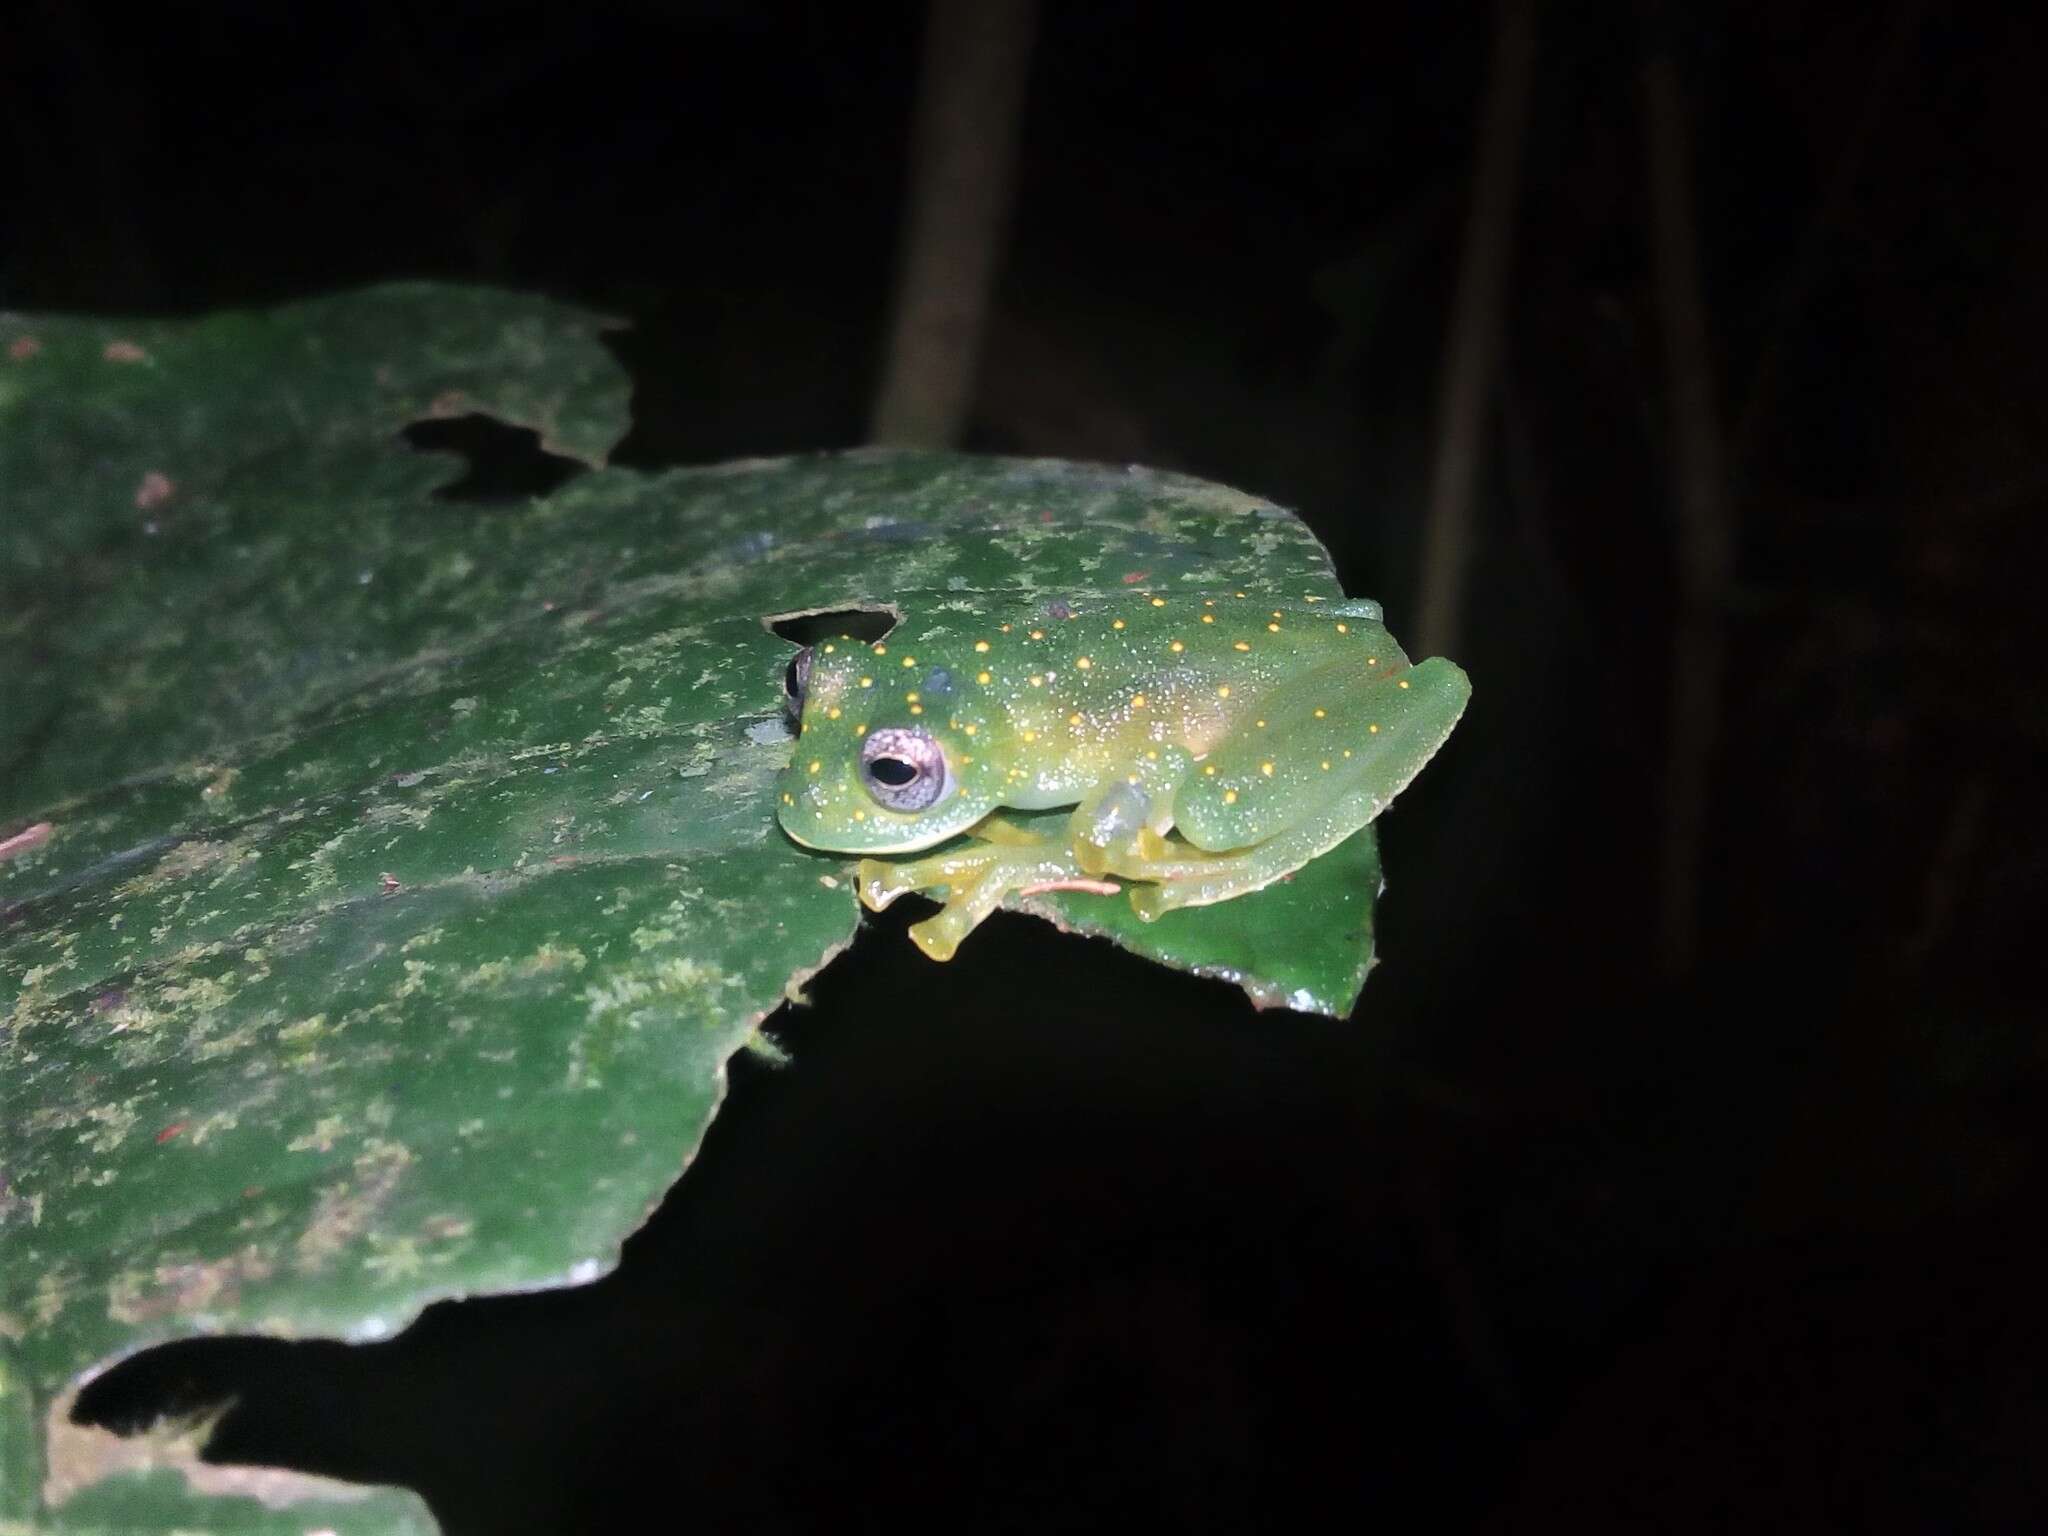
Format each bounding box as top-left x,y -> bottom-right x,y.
761,605 -> 900,648
403,416 -> 588,503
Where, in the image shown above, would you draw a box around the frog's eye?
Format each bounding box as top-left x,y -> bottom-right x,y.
783,647 -> 813,716
859,726 -> 950,813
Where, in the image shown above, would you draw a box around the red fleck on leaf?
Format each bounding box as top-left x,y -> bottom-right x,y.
7,335 -> 41,361
102,340 -> 148,363
0,822 -> 53,862
379,872 -> 402,894
134,471 -> 175,510
1120,570 -> 1151,584
155,1123 -> 187,1144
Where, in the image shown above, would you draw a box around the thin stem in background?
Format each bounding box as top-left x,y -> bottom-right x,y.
869,0 -> 1038,449
1642,23 -> 1733,977
1413,0 -> 1536,659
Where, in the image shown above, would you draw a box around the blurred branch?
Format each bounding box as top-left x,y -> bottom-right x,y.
869,0 -> 1038,448
1642,17 -> 1732,976
1413,0 -> 1536,659
1902,776 -> 1987,972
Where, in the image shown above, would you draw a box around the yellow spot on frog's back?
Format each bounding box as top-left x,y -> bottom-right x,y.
975,640 -> 990,652
1368,723 -> 1380,734
807,761 -> 821,774
909,704 -> 923,715
1131,693 -> 1148,708
1145,748 -> 1159,760
1021,730 -> 1038,743
1216,684 -> 1231,698
1272,611 -> 1283,619
873,643 -> 887,655
1000,623 -> 1013,632
1127,774 -> 1140,785
1030,629 -> 1045,640
1029,674 -> 1045,687
1367,656 -> 1378,666
902,655 -> 917,668
1313,707 -> 1325,718
1336,623 -> 1349,633
859,676 -> 873,688
1223,789 -> 1238,803
782,792 -> 794,804
1260,762 -> 1275,776
963,723 -> 977,735
1233,640 -> 1251,651
1202,764 -> 1216,775
1169,640 -> 1184,652
1151,597 -> 1167,607
822,643 -> 836,653
976,671 -> 992,684
1255,719 -> 1266,728
1320,760 -> 1331,770
827,706 -> 842,719
1068,712 -> 1083,726
1398,679 -> 1410,689
1075,656 -> 1092,669
905,692 -> 920,703
1234,591 -> 1247,598
1267,622 -> 1281,632
1201,613 -> 1215,623
856,724 -> 869,737
853,810 -> 866,821
1112,618 -> 1126,630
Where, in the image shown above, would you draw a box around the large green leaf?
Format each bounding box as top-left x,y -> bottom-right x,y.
1,285 -> 1385,1530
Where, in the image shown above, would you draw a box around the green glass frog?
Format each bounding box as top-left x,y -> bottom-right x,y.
778,589 -> 1468,960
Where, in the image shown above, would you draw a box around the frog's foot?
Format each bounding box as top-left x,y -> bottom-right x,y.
856,819 -> 1096,961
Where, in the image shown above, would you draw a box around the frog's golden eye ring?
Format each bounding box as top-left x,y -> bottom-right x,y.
783,647 -> 813,718
860,726 -> 951,813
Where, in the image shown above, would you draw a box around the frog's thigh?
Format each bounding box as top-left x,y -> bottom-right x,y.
1172,655 -> 1468,854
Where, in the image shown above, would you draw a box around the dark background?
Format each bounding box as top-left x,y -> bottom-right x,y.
12,1 -> 2045,1529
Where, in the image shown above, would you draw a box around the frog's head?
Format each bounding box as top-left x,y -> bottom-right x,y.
775,638 -> 997,854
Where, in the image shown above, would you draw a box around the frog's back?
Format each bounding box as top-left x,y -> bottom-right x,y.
865,590 -> 1409,791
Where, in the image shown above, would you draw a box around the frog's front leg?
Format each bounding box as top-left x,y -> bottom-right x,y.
1067,753 -> 1187,876
856,814 -> 1102,961
856,762 -> 1186,960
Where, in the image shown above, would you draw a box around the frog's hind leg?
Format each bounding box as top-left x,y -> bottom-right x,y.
1116,781 -> 1381,921
1119,652 -> 1473,922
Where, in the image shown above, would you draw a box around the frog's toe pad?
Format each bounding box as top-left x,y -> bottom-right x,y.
856,858 -> 920,911
907,912 -> 964,962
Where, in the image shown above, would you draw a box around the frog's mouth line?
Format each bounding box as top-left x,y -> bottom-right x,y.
779,820 -> 949,857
